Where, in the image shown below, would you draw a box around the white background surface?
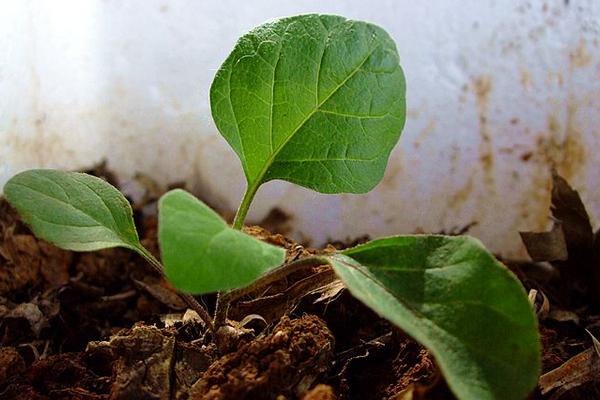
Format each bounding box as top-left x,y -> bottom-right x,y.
1,0 -> 599,257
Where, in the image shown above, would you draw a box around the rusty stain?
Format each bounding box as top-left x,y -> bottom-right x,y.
448,175 -> 475,210
520,68 -> 532,90
448,144 -> 460,174
570,40 -> 592,69
406,109 -> 420,119
473,76 -> 492,108
412,119 -> 436,149
516,167 -> 552,233
3,125 -> 69,168
382,151 -> 404,187
472,76 -> 492,142
518,97 -> 588,231
479,152 -> 494,171
536,102 -> 587,182
521,152 -> 533,162
547,71 -> 564,87
471,75 -> 495,190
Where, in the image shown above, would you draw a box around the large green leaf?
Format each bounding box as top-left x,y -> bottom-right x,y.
3,169 -> 142,252
158,189 -> 286,294
210,14 -> 406,194
328,235 -> 540,400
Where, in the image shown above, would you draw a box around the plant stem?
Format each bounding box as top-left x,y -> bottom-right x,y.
232,183 -> 260,230
137,247 -> 214,332
214,182 -> 261,327
213,291 -> 228,329
213,255 -> 329,327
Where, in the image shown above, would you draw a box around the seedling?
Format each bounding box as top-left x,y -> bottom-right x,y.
4,14 -> 539,400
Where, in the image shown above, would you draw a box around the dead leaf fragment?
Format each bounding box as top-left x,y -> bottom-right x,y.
550,169 -> 594,254
520,170 -> 600,307
312,279 -> 346,304
302,384 -> 337,400
548,309 -> 580,325
90,324 -> 175,400
587,329 -> 600,357
6,302 -> 47,338
528,289 -> 550,319
520,223 -> 568,262
539,347 -> 600,397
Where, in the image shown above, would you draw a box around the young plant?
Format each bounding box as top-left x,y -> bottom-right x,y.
4,14 -> 540,400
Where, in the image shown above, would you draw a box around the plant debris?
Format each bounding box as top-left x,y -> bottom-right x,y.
518,169 -> 600,399
520,169 -> 600,308
539,348 -> 600,398
1,168 -> 600,399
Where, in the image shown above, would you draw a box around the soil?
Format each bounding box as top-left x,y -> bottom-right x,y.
0,169 -> 599,400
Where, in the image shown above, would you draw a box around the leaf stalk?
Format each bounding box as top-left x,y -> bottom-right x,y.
137,246 -> 215,332
232,183 -> 260,230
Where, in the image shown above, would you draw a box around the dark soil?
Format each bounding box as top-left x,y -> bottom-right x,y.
0,169 -> 598,399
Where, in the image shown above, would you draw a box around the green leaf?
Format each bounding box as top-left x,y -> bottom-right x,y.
210,14 -> 406,195
158,189 -> 286,294
3,169 -> 142,252
328,235 -> 540,400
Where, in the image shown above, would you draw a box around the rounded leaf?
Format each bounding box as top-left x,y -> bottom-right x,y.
211,14 -> 406,194
158,189 -> 286,294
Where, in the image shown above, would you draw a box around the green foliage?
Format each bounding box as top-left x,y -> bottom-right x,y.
158,189 -> 285,294
4,169 -> 142,252
329,235 -> 540,400
211,14 -> 406,196
2,13 -> 541,400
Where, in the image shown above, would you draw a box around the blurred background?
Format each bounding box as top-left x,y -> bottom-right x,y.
1,0 -> 599,258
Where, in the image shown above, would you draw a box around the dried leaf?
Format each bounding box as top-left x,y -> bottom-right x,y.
548,309 -> 580,325
520,223 -> 568,262
160,313 -> 183,328
104,325 -> 175,400
550,169 -> 594,255
312,279 -> 346,304
520,170 -> 600,307
6,303 -> 47,337
587,329 -> 600,357
539,347 -> 600,396
528,289 -> 550,319
182,309 -> 204,324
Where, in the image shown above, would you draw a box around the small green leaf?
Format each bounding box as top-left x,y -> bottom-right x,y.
4,169 -> 142,252
158,189 -> 286,294
211,14 -> 406,195
328,235 -> 540,400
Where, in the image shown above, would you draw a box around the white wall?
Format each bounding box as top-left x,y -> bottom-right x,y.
1,0 -> 599,257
